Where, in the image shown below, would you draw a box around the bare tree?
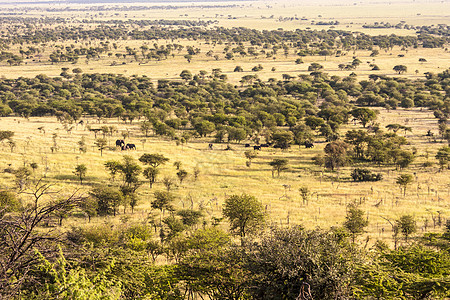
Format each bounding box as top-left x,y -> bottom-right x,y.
0,179 -> 85,297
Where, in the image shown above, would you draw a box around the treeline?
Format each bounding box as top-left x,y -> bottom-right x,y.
1,184 -> 449,299
0,68 -> 448,122
0,17 -> 215,27
1,25 -> 447,49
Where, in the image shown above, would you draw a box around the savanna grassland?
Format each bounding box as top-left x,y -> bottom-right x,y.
1,1 -> 450,299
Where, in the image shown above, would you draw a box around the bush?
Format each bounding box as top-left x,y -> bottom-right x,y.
351,168 -> 382,182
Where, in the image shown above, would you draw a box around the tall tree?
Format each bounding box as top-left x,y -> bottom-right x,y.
269,159 -> 289,177
324,141 -> 349,171
222,194 -> 265,239
396,174 -> 413,197
351,108 -> 377,128
73,164 -> 87,185
343,203 -> 368,243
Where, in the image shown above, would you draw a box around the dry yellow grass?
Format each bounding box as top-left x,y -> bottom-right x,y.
0,0 -> 448,244
0,0 -> 448,84
0,107 -> 448,243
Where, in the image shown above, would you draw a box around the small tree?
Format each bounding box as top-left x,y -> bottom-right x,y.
193,167 -> 200,181
78,136 -> 87,153
94,138 -> 107,156
393,65 -> 407,74
222,194 -> 265,239
90,186 -> 123,216
396,215 -> 417,242
7,139 -> 16,153
140,121 -> 152,137
14,167 -> 32,190
104,160 -> 121,182
324,141 -> 349,171
343,203 -> 369,243
117,156 -> 141,189
436,146 -> 450,170
73,164 -> 87,185
176,169 -> 188,185
351,108 -> 377,128
0,130 -> 14,141
173,161 -> 182,170
139,153 -> 169,168
152,191 -> 175,223
396,174 -> 413,197
162,177 -> 175,191
269,159 -> 289,177
299,186 -> 310,205
143,166 -> 159,188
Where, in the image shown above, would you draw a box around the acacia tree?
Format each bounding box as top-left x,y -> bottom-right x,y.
73,164 -> 87,185
351,108 -> 377,128
152,191 -> 175,224
436,146 -> 450,170
343,203 -> 368,244
396,174 -> 413,197
143,166 -> 159,188
139,153 -> 169,168
396,215 -> 417,242
176,169 -> 188,185
222,194 -> 265,239
90,186 -> 123,216
299,186 -> 310,205
393,65 -> 407,74
94,138 -> 107,156
104,160 -> 121,182
140,121 -> 152,137
269,159 -> 289,177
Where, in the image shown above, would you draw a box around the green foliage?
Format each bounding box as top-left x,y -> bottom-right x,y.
104,160 -> 121,182
272,130 -> 293,149
117,156 -> 141,189
74,164 -> 87,185
90,186 -> 123,216
396,174 -> 413,197
244,150 -> 258,167
14,166 -> 32,190
245,226 -> 356,299
393,65 -> 407,74
222,194 -> 265,238
94,138 -> 107,156
344,203 -> 369,243
268,158 -> 289,177
176,209 -> 203,227
354,244 -> 450,299
0,190 -> 21,215
351,107 -> 377,128
396,215 -> 417,242
351,168 -> 382,182
152,191 -> 175,214
0,130 -> 14,141
436,146 -> 450,170
30,248 -> 122,300
176,169 -> 188,184
143,166 -> 159,188
139,153 -> 169,168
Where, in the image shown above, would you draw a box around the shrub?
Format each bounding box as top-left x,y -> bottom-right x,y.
351,168 -> 382,182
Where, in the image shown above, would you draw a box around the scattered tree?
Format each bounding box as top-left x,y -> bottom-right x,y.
343,203 -> 369,243
222,194 -> 265,239
269,158 -> 289,177
396,174 -> 413,197
73,164 -> 87,185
